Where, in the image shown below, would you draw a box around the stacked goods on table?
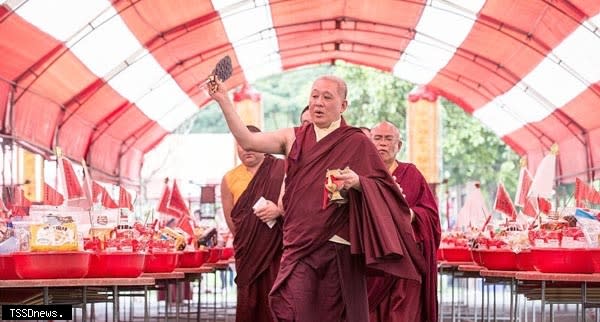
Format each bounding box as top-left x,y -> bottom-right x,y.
526,208 -> 600,274
469,222 -> 527,271
464,208 -> 600,273
0,217 -> 19,279
6,210 -> 92,279
438,230 -> 473,262
0,206 -> 223,280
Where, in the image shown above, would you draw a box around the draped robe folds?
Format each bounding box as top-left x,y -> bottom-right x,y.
269,121 -> 425,322
232,155 -> 285,322
368,162 -> 441,322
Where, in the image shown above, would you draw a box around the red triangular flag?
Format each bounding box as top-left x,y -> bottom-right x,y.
12,187 -> 32,207
177,215 -> 195,237
8,187 -> 32,216
537,197 -> 552,214
587,183 -> 600,204
494,183 -> 517,220
522,198 -> 537,217
515,168 -> 533,207
92,181 -> 104,203
118,186 -> 133,211
43,183 -> 64,206
60,157 -> 83,199
102,190 -> 118,209
167,180 -> 189,217
592,189 -> 600,204
157,182 -> 180,217
93,182 -> 118,209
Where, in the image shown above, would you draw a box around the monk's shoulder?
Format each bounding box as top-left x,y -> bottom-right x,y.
397,162 -> 428,182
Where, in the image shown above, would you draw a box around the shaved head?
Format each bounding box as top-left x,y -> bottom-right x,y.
370,121 -> 403,167
315,75 -> 347,99
371,121 -> 402,141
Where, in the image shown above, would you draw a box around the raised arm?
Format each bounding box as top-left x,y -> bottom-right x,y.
208,79 -> 294,155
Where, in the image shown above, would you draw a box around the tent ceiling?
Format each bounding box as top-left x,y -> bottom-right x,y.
0,0 -> 598,184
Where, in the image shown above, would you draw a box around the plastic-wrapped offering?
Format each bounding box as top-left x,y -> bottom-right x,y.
575,208 -> 600,247
29,222 -> 78,251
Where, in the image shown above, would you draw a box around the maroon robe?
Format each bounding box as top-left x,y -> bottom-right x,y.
269,121 -> 425,322
368,162 -> 441,322
232,155 -> 285,322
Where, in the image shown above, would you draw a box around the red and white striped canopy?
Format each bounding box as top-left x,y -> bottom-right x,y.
1,0 -> 599,185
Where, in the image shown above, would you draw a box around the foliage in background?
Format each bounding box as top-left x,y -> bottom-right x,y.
333,63 -> 412,142
182,63 -> 520,198
440,99 -> 519,198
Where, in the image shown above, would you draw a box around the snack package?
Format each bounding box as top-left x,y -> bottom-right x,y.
160,227 -> 186,251
29,222 -> 78,251
575,208 -> 600,246
88,227 -> 115,250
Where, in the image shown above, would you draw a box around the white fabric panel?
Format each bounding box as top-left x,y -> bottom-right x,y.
393,0 -> 485,84
213,0 -> 281,81
14,0 -> 108,41
14,0 -> 198,132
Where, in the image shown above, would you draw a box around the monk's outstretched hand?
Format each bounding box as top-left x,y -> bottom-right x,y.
254,199 -> 283,223
334,167 -> 362,191
207,76 -> 229,104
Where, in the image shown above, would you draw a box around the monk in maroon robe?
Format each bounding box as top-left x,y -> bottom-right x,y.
221,125 -> 286,322
368,121 -> 441,322
209,75 -> 425,322
230,154 -> 285,322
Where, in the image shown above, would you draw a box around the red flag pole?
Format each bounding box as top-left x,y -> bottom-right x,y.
480,213 -> 492,232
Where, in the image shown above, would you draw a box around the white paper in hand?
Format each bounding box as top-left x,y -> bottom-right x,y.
253,197 -> 276,228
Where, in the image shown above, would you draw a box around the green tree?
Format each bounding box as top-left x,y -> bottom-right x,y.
441,99 -> 519,198
334,63 -> 412,133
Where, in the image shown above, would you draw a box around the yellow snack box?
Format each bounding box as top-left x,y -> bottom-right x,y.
29,222 -> 78,251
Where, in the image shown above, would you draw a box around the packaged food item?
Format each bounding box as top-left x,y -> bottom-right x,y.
12,221 -> 31,251
160,227 -> 186,251
0,221 -> 18,254
89,227 -> 115,250
575,208 -> 600,246
29,222 -> 78,251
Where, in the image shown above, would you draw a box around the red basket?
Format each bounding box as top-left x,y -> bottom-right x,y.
436,248 -> 444,261
87,252 -> 145,278
13,251 -> 90,279
220,247 -> 234,260
206,247 -> 222,263
143,252 -> 178,273
440,247 -> 471,262
589,248 -> 600,273
515,251 -> 536,271
477,249 -> 518,271
177,250 -> 209,268
0,254 -> 19,279
531,248 -> 594,274
470,249 -> 485,267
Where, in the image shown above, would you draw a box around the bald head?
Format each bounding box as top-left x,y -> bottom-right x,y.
315,75 -> 347,99
370,121 -> 402,167
371,121 -> 401,141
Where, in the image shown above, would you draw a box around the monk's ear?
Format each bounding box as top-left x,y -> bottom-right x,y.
340,99 -> 348,113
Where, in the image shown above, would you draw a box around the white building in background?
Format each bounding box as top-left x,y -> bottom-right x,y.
141,133 -> 236,203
